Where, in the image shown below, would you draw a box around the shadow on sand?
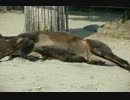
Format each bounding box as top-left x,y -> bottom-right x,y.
69,28 -> 97,38
68,10 -> 123,22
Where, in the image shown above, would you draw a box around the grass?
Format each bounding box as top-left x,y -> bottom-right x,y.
114,31 -> 124,39
121,15 -> 128,23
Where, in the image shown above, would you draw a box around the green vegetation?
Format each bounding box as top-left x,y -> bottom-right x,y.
113,31 -> 124,39
121,15 -> 128,23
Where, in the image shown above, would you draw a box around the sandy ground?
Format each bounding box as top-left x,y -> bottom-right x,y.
0,11 -> 130,92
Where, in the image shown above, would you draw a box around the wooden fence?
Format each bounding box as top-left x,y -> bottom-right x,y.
24,6 -> 69,32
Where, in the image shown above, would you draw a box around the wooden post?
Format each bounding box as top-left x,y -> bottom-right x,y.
65,6 -> 69,31
24,6 -> 69,32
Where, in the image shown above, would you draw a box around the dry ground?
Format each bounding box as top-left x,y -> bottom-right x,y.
0,10 -> 130,92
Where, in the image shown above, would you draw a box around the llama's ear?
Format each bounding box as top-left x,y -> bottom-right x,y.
16,37 -> 24,44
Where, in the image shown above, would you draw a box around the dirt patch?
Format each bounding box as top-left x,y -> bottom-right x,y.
94,19 -> 130,39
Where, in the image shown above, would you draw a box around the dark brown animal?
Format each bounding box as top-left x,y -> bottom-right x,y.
0,34 -> 34,60
0,31 -> 130,71
33,45 -> 88,63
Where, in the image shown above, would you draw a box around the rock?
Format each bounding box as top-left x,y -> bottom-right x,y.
83,24 -> 100,32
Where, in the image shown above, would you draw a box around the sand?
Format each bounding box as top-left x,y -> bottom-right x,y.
0,10 -> 130,92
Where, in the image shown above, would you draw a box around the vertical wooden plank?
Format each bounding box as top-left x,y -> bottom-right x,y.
36,6 -> 38,31
50,6 -> 53,31
43,6 -> 46,31
59,6 -> 62,31
37,6 -> 39,30
54,6 -> 57,31
32,6 -> 35,31
27,6 -> 30,31
65,6 -> 69,31
31,6 -> 34,31
24,6 -> 27,32
57,6 -> 60,31
29,6 -> 32,31
47,6 -> 49,31
33,6 -> 36,31
40,6 -> 43,30
35,6 -> 38,31
61,6 -> 65,31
